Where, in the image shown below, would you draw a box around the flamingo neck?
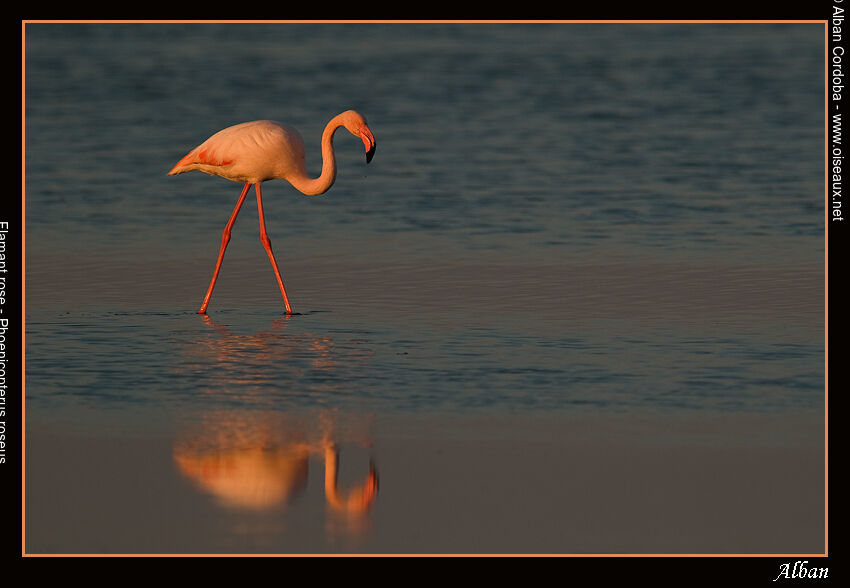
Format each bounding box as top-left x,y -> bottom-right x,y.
289,115 -> 345,196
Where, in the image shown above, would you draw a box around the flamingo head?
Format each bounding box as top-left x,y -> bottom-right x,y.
340,110 -> 377,164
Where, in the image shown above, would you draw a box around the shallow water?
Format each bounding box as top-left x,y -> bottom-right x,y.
23,22 -> 825,554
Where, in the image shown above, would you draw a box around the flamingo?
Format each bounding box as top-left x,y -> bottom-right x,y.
168,110 -> 377,314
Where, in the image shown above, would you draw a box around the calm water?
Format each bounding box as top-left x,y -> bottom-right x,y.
24,23 -> 825,554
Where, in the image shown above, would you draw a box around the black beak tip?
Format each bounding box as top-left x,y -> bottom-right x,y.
366,143 -> 376,164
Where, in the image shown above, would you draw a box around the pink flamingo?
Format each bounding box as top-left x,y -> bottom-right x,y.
168,110 -> 376,314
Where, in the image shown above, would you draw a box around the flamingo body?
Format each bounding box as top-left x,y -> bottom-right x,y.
169,120 -> 309,185
169,110 -> 376,314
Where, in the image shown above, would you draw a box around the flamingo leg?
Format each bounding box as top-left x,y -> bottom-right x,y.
256,183 -> 294,314
197,182 -> 250,314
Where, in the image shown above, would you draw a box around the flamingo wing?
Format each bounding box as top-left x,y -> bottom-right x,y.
168,125 -> 247,176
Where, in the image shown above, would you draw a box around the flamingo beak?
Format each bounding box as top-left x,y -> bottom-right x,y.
360,126 -> 376,163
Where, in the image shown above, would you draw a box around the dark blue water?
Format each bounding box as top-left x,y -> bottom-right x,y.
23,22 -> 825,554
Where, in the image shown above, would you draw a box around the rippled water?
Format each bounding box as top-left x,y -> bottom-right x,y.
24,22 -> 825,554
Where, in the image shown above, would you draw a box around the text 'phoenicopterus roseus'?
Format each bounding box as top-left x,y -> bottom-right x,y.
168,110 -> 377,314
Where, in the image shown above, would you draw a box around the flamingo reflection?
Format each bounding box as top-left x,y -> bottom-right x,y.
173,414 -> 312,510
173,411 -> 378,516
173,316 -> 379,539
